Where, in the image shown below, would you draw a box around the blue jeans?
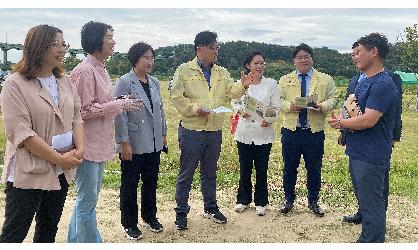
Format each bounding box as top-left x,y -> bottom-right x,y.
350,157 -> 389,243
67,160 -> 105,243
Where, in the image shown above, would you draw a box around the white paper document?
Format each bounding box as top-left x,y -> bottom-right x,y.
211,106 -> 233,113
52,130 -> 74,153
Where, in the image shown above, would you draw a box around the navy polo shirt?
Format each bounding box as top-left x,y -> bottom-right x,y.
345,71 -> 398,165
197,59 -> 213,87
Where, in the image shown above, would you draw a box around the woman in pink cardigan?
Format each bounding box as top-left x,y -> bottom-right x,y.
66,21 -> 142,243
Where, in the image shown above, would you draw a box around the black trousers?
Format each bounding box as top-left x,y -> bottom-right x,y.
236,142 -> 272,207
120,152 -> 160,227
281,127 -> 325,204
0,174 -> 69,243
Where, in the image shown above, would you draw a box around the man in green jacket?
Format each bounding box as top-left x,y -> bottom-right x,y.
170,31 -> 252,230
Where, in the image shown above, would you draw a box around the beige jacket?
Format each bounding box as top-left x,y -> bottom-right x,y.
0,73 -> 83,190
170,57 -> 246,131
278,69 -> 337,133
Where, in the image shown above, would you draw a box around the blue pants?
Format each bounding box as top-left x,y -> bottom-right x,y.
281,128 -> 325,204
350,158 -> 389,243
349,159 -> 390,218
67,160 -> 104,243
174,124 -> 222,214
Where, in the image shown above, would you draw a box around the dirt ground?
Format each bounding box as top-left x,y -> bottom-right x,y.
0,188 -> 417,243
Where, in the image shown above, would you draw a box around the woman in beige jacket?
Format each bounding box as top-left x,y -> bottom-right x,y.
0,25 -> 84,242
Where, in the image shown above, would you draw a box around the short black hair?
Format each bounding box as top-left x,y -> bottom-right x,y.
81,21 -> 113,54
352,41 -> 359,49
127,42 -> 155,67
357,33 -> 389,59
194,31 -> 218,51
243,51 -> 265,74
292,43 -> 313,59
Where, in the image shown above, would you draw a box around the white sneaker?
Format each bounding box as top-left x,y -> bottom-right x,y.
255,205 -> 267,216
234,204 -> 248,213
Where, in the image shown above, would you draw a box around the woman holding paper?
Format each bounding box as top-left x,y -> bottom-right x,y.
231,51 -> 280,216
0,24 -> 84,242
114,42 -> 167,240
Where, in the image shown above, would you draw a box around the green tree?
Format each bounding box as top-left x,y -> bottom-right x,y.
63,54 -> 82,72
106,52 -> 131,78
398,24 -> 418,73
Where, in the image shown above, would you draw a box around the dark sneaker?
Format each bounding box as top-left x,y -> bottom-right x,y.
342,212 -> 362,224
279,200 -> 294,214
203,208 -> 227,224
123,226 -> 143,240
144,218 -> 164,233
308,202 -> 325,217
175,213 -> 188,230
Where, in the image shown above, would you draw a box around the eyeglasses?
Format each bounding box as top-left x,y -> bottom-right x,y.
51,41 -> 70,50
295,55 -> 312,61
142,56 -> 155,62
202,44 -> 220,51
252,61 -> 266,66
209,44 -> 220,51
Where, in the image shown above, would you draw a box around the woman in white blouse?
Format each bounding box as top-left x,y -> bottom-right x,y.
232,51 -> 280,216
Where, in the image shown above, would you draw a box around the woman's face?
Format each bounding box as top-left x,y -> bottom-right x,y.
246,55 -> 265,77
135,49 -> 154,74
101,29 -> 116,58
43,32 -> 67,68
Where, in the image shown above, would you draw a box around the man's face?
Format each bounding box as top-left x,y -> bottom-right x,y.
197,42 -> 220,64
293,49 -> 313,74
353,44 -> 377,72
351,46 -> 360,65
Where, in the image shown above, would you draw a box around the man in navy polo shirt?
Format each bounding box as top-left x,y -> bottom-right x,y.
339,42 -> 403,226
329,33 -> 397,243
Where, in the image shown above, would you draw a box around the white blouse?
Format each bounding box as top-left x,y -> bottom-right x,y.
232,76 -> 280,145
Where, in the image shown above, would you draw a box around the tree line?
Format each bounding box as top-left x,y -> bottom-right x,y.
62,25 -> 418,85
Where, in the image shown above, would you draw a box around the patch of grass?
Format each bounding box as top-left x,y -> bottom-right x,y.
1,83 -> 417,206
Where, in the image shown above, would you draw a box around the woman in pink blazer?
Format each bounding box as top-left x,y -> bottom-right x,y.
0,25 -> 84,242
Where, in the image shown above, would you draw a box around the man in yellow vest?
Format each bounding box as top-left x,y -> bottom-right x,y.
278,43 -> 337,217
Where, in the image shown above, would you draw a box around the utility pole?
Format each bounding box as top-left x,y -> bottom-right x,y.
3,32 -> 8,65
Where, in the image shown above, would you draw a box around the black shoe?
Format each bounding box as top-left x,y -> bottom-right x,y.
308,202 -> 325,217
343,212 -> 362,224
144,218 -> 164,233
203,208 -> 227,224
123,226 -> 143,240
279,200 -> 294,214
175,213 -> 188,230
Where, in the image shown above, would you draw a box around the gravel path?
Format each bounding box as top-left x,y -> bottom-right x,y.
0,188 -> 417,243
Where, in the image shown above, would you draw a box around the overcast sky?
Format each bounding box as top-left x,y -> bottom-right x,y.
0,8 -> 417,62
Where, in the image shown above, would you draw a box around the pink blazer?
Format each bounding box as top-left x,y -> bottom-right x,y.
0,73 -> 83,190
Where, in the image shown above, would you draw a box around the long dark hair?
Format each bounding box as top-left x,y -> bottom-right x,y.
13,25 -> 65,80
